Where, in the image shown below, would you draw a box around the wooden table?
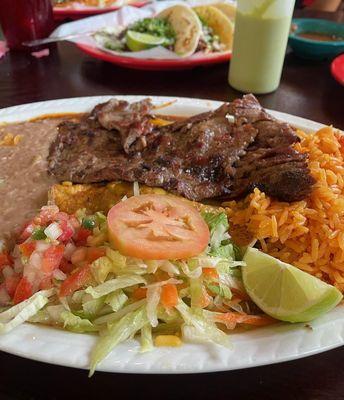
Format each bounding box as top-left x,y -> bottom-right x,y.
1,9 -> 344,400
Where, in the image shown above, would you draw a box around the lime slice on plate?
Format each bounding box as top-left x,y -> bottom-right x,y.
126,30 -> 165,52
242,247 -> 343,323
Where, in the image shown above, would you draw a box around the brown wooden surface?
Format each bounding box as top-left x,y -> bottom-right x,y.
0,8 -> 344,400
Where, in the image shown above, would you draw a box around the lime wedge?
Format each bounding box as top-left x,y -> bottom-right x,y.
242,248 -> 343,323
125,30 -> 165,52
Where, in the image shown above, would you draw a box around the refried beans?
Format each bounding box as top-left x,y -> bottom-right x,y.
0,117 -> 73,247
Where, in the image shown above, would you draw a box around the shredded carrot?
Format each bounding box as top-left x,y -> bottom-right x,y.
231,287 -> 250,301
161,284 -> 178,308
133,287 -> 147,300
202,267 -> 219,280
214,312 -> 276,330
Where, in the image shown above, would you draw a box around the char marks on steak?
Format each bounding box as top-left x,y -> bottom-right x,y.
48,95 -> 314,202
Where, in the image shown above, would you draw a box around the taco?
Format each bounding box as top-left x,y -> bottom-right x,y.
193,5 -> 234,52
157,5 -> 202,57
212,3 -> 237,22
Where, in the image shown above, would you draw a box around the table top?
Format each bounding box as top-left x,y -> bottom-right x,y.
0,8 -> 344,400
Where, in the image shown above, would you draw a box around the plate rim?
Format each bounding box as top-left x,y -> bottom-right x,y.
53,1 -> 148,16
0,94 -> 342,374
75,43 -> 232,71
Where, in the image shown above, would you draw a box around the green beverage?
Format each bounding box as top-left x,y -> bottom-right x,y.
229,0 -> 295,94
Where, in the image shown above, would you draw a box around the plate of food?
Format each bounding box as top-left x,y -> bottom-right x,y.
52,0 -> 149,20
0,94 -> 343,375
51,1 -> 236,70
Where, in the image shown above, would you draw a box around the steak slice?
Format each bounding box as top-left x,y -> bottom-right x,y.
48,95 -> 315,202
91,98 -> 154,154
228,95 -> 315,201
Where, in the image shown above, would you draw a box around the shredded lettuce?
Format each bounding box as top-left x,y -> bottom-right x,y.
202,212 -> 229,249
105,290 -> 128,312
106,248 -> 126,269
190,278 -> 205,308
89,306 -> 148,376
91,257 -> 114,283
93,299 -> 146,325
146,286 -> 161,327
85,275 -> 146,299
140,324 -> 153,353
0,289 -> 55,334
61,311 -> 98,333
176,301 -> 231,348
82,297 -> 105,317
202,212 -> 241,260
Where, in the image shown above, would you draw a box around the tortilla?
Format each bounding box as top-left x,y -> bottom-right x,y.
193,5 -> 234,51
157,5 -> 202,57
212,3 -> 236,22
49,182 -> 222,215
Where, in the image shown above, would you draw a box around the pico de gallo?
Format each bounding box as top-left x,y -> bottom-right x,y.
0,193 -> 274,375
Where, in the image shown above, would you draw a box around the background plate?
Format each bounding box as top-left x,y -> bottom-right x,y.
53,2 -> 148,20
0,95 -> 343,374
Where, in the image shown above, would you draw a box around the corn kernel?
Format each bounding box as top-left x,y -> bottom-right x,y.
154,335 -> 182,347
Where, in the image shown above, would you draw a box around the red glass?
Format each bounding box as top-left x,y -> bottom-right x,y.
0,0 -> 54,50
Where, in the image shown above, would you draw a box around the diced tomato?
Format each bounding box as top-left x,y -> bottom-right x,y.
4,274 -> 20,297
0,252 -> 13,268
59,265 -> 92,297
18,242 -> 36,257
18,223 -> 34,242
107,194 -> 210,260
55,212 -> 69,222
13,277 -> 33,304
86,247 -> 106,263
33,205 -> 59,225
59,258 -> 75,274
74,228 -> 92,246
42,245 -> 65,273
71,247 -> 87,265
57,220 -> 74,242
161,284 -> 178,308
39,276 -> 54,290
132,287 -> 147,300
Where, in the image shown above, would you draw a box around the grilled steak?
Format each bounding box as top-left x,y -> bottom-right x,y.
48,95 -> 314,202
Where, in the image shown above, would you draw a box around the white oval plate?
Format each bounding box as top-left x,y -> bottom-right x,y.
0,96 -> 343,374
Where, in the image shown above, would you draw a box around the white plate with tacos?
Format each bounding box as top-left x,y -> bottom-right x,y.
0,95 -> 343,375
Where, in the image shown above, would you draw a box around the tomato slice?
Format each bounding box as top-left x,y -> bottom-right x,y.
59,265 -> 92,297
107,194 -> 210,260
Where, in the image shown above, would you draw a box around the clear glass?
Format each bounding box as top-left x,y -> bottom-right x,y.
228,0 -> 296,94
0,0 -> 54,50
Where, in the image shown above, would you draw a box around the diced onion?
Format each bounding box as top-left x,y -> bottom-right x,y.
53,269 -> 67,281
13,258 -> 23,274
144,278 -> 182,289
64,243 -> 76,260
44,222 -> 62,240
0,286 -> 10,306
2,266 -> 14,279
35,241 -> 51,252
133,181 -> 140,196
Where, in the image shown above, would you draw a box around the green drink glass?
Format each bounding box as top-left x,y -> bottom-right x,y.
229,0 -> 296,94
